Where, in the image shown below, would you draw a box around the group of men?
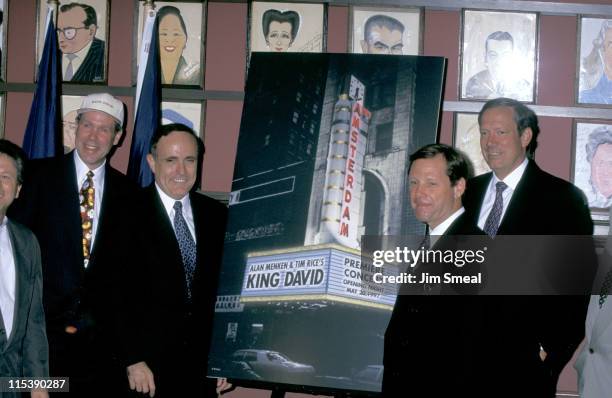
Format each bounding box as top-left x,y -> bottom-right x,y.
1,93 -> 228,397
383,97 -> 609,397
1,89 -> 609,397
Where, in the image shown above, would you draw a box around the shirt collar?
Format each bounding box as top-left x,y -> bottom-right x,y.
430,207 -> 465,236
492,157 -> 528,190
154,183 -> 192,218
73,150 -> 106,185
64,38 -> 93,61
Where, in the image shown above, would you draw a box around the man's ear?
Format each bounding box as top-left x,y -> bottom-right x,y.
87,24 -> 97,38
454,177 -> 466,199
520,127 -> 533,150
146,153 -> 156,173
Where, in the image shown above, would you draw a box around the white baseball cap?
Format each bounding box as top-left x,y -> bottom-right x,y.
77,93 -> 124,126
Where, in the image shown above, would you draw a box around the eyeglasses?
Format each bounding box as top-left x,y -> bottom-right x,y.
56,26 -> 88,40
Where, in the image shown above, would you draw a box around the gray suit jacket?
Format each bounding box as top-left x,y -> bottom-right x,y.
576,208 -> 612,397
0,219 -> 48,397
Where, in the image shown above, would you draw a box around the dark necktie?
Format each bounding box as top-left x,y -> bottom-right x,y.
483,181 -> 508,237
173,201 -> 196,299
599,269 -> 612,308
419,232 -> 431,250
79,171 -> 94,268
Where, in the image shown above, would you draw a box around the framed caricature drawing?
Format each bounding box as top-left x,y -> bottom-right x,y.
136,1 -> 205,86
572,121 -> 612,211
349,6 -> 421,55
162,101 -> 204,137
577,17 -> 612,106
461,10 -> 537,102
37,0 -> 109,83
453,113 -> 490,177
61,95 -> 83,153
249,2 -> 325,53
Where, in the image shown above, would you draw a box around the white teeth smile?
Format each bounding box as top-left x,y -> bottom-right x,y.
165,46 -> 176,52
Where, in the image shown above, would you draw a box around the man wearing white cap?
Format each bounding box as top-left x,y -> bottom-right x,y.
9,93 -> 138,396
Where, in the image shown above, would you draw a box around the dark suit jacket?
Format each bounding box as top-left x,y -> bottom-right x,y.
462,160 -> 594,396
382,212 -> 487,396
8,152 -> 137,352
70,37 -> 105,83
119,185 -> 227,397
0,219 -> 48,398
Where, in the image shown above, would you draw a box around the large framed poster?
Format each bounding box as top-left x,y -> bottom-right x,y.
207,52 -> 445,394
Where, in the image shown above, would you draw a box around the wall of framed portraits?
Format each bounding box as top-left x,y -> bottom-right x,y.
0,0 -> 610,397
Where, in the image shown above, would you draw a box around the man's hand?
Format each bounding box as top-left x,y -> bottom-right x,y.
127,361 -> 156,397
31,390 -> 49,398
216,378 -> 233,395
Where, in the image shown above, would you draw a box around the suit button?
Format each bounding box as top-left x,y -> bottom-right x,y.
589,348 -> 594,354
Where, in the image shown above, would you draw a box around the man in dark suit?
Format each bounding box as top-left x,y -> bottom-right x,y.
0,139 -> 48,398
57,3 -> 105,83
9,93 -> 137,396
383,144 -> 487,396
462,97 -> 594,396
120,124 -> 228,397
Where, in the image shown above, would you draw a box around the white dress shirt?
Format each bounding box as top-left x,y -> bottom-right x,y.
155,184 -> 197,243
62,38 -> 93,79
429,207 -> 465,247
477,158 -> 528,230
74,151 -> 106,249
0,216 -> 16,338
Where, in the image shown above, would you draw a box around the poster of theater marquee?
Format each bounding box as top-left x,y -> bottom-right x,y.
208,53 -> 445,393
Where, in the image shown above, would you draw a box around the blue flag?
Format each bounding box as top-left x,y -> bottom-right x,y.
22,7 -> 61,159
127,10 -> 161,187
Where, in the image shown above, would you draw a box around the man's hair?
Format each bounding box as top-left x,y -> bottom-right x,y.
586,125 -> 612,162
157,5 -> 188,40
75,113 -> 122,133
363,14 -> 405,42
149,123 -> 204,157
262,9 -> 300,43
0,139 -> 26,185
478,97 -> 540,158
485,30 -> 513,54
408,143 -> 469,186
60,3 -> 97,28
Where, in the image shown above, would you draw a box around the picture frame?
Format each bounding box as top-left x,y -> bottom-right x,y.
161,100 -> 204,137
61,95 -> 84,153
453,112 -> 490,177
248,1 -> 326,54
37,0 -> 110,83
0,93 -> 6,138
0,0 -> 7,82
460,9 -> 537,102
576,16 -> 612,106
349,6 -> 422,56
571,120 -> 612,211
135,1 -> 206,87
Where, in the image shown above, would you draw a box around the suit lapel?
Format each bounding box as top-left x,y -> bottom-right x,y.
6,221 -> 32,348
497,161 -> 536,235
90,165 -> 115,264
63,154 -> 85,268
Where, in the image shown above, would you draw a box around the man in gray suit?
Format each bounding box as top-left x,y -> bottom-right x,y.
575,206 -> 612,397
0,139 -> 48,398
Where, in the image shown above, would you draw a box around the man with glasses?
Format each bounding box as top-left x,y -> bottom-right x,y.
57,3 -> 105,83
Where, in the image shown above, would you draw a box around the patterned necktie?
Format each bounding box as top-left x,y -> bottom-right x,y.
65,53 -> 77,80
79,171 -> 94,268
419,232 -> 431,250
173,201 -> 196,299
483,181 -> 508,237
599,269 -> 612,308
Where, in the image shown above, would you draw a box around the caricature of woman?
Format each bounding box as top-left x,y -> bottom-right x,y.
158,6 -> 200,85
261,9 -> 300,52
